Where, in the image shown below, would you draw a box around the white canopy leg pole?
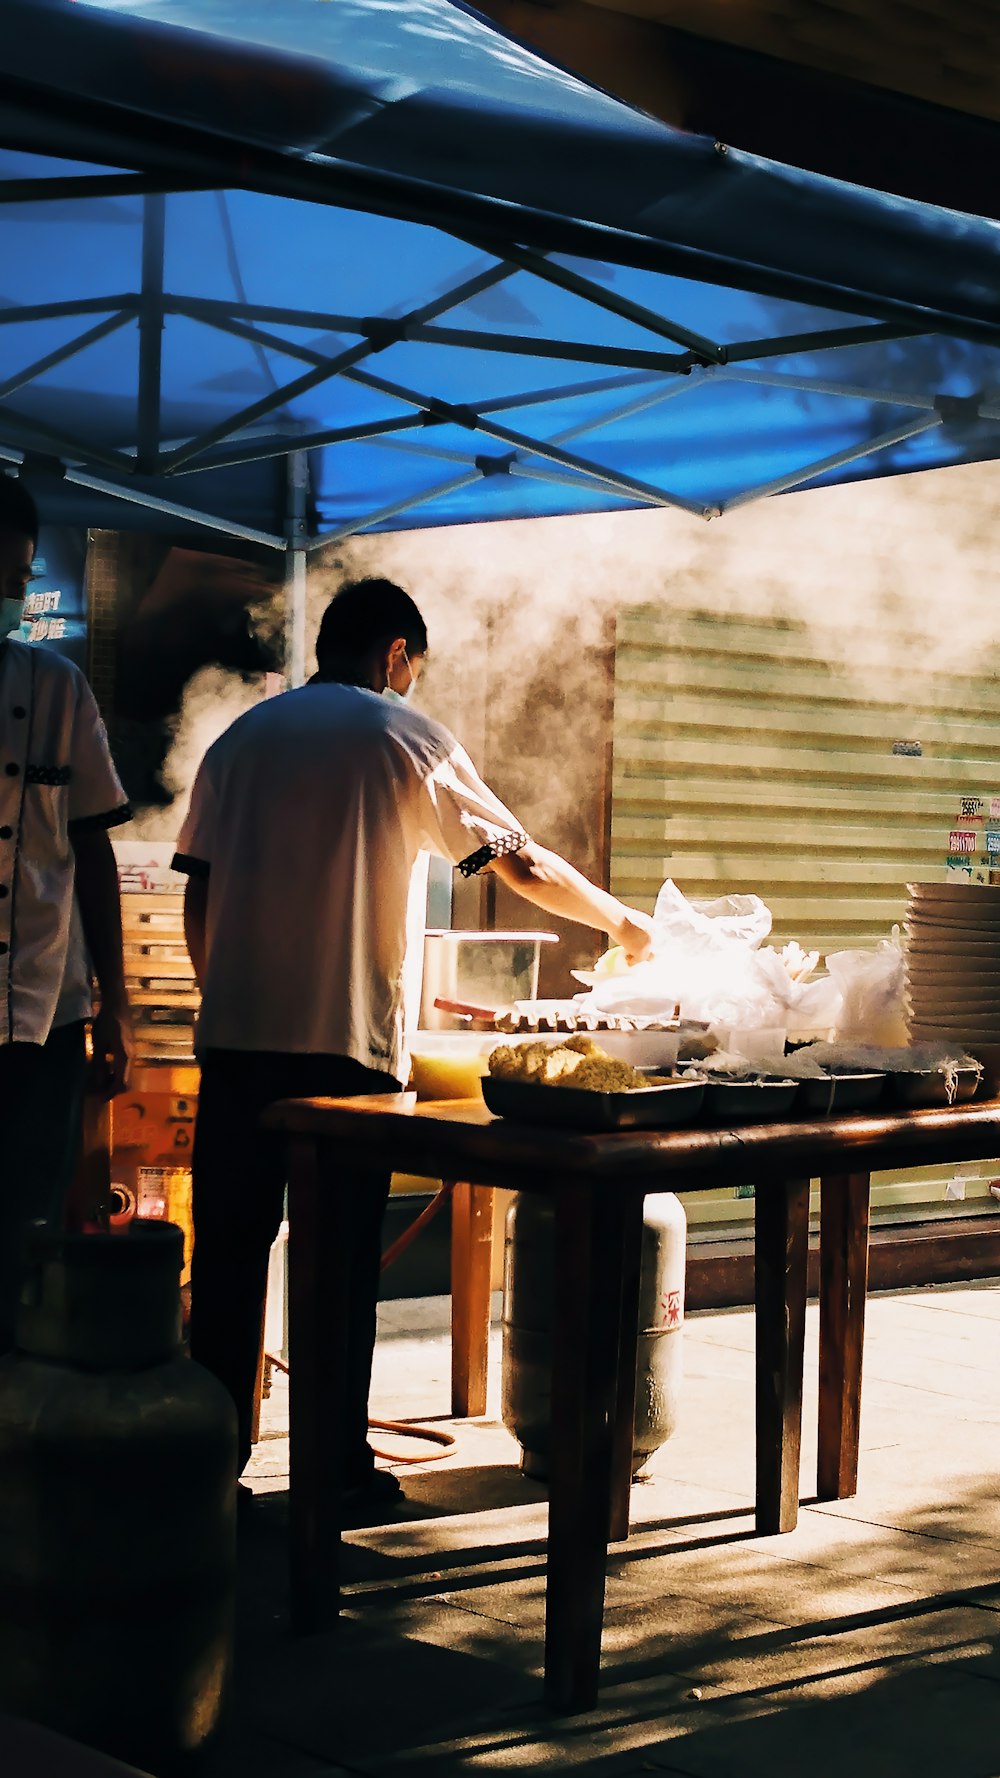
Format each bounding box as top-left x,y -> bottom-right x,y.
284,449 -> 308,688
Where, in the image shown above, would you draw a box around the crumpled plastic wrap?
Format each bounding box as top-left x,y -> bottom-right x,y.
802,1041 -> 982,1100
581,880 -> 841,1033
826,934 -> 908,1046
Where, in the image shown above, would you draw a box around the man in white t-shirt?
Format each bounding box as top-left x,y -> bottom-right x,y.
0,477 -> 132,1350
172,577 -> 652,1512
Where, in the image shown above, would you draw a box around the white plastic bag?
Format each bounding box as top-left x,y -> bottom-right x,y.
653,880 -> 773,953
826,932 -> 908,1046
586,880 -> 782,1028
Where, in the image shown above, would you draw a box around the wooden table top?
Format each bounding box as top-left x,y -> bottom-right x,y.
263,1091 -> 1000,1192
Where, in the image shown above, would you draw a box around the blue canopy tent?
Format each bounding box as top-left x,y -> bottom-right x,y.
2,0 -> 1000,675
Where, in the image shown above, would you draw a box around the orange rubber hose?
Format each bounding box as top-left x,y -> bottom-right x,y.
264,1181 -> 462,1464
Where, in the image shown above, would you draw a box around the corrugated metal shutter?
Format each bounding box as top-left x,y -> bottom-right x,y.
610,603 -> 1000,1232
610,605 -> 1000,951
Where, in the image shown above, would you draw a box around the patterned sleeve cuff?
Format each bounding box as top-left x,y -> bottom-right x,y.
170,852 -> 211,880
457,830 -> 529,879
67,802 -> 132,834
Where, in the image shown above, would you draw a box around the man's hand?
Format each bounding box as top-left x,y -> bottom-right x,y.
615,909 -> 655,966
492,844 -> 659,965
71,825 -> 132,1093
89,1002 -> 133,1098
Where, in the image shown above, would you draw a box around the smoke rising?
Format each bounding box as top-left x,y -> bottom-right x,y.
149,455 -> 1000,858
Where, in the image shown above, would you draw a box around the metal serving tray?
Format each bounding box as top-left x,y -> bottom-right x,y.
480,1074 -> 705,1132
701,1079 -> 799,1121
886,1068 -> 980,1108
797,1072 -> 886,1114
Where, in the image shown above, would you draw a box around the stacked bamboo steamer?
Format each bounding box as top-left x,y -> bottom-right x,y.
904,882 -> 1000,1044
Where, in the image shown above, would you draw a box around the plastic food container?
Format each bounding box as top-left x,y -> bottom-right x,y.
719,1026 -> 788,1064
593,1030 -> 681,1070
408,1034 -> 495,1100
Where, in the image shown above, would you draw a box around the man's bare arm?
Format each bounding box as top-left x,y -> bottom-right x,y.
71,825 -> 133,1095
490,842 -> 653,962
183,874 -> 209,987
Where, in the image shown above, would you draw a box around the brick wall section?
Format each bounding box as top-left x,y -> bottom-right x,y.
85,529 -> 121,721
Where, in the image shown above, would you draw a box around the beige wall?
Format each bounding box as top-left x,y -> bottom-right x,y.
314,456 -> 1000,989
94,455 -> 1000,996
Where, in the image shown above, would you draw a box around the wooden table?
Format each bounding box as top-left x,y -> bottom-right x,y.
263,1092 -> 1000,1712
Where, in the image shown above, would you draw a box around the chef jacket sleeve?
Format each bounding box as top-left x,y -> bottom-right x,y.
66,673 -> 131,832
171,759 -> 217,879
419,744 -> 529,877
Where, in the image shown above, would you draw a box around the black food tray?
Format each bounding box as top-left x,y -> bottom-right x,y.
797,1073 -> 886,1114
480,1074 -> 705,1131
886,1068 -> 980,1108
701,1079 -> 799,1121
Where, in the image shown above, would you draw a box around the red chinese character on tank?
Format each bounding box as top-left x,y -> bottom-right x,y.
660,1288 -> 683,1328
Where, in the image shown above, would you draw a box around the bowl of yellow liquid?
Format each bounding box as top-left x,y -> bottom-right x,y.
408,1034 -> 495,1101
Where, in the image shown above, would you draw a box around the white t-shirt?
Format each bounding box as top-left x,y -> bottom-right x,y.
0,638 -> 130,1046
172,683 -> 528,1078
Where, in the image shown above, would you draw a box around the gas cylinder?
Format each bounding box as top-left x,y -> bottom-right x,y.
0,1219 -> 238,1772
501,1192 -> 686,1479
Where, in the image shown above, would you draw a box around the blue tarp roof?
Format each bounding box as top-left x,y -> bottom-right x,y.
2,0 -> 1000,547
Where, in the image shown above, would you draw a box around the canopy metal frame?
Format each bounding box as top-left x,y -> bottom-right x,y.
0,180 -> 963,540
0,168 -> 992,689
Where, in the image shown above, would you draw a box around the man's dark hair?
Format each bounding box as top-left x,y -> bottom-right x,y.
0,476 -> 39,546
315,578 -> 428,680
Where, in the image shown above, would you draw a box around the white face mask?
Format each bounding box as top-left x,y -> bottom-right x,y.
0,597 -> 29,643
382,648 -> 416,705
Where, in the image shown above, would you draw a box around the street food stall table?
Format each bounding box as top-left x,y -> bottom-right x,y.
263,1092 -> 1000,1712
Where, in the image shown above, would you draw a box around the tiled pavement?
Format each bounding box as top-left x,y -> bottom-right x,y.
212,1281 -> 1000,1778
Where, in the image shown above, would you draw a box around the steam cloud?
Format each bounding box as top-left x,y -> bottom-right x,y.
151,456 -> 1000,852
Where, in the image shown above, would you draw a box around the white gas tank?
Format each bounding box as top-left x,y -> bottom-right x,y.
501,1191 -> 686,1479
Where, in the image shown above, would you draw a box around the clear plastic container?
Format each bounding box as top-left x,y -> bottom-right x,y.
720,1025 -> 787,1064
407,1033 -> 496,1100
595,1030 -> 681,1070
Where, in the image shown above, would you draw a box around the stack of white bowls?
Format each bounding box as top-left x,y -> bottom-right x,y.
905,882 -> 1000,1044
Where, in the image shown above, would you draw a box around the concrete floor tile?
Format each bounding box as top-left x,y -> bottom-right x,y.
231,1284 -> 1000,1777
745,1512 -> 1000,1595
605,1536 -> 921,1627
902,1281 -> 1000,1322
634,1659 -> 1000,1778
204,1728 -> 354,1778
804,1466 -> 1000,1550
237,1614 -> 536,1769
615,1602 -> 997,1696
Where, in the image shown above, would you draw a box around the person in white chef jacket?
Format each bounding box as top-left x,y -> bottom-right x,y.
0,477 -> 132,1350
173,577 -> 653,1513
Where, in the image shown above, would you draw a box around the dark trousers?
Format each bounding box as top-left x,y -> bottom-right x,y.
190,1048 -> 400,1479
0,1019 -> 88,1352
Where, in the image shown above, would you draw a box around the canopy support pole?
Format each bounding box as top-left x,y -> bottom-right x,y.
160,256 -> 520,475
137,193 -> 165,475
719,412 -> 943,511
0,445 -> 285,547
309,470 -> 482,548
284,450 -> 309,688
348,366 -> 711,517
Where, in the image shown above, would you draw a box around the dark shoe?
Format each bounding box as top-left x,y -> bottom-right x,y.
237,1480 -> 255,1514
341,1468 -> 403,1524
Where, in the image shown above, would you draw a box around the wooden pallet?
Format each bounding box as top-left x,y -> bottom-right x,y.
121,891 -> 198,1063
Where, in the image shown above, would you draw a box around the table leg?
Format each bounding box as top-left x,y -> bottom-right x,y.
450,1182 -> 495,1417
287,1135 -> 348,1634
608,1194 -> 644,1543
250,1306 -> 265,1449
754,1177 -> 809,1536
67,1093 -> 112,1228
818,1172 -> 871,1501
545,1185 -> 628,1713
